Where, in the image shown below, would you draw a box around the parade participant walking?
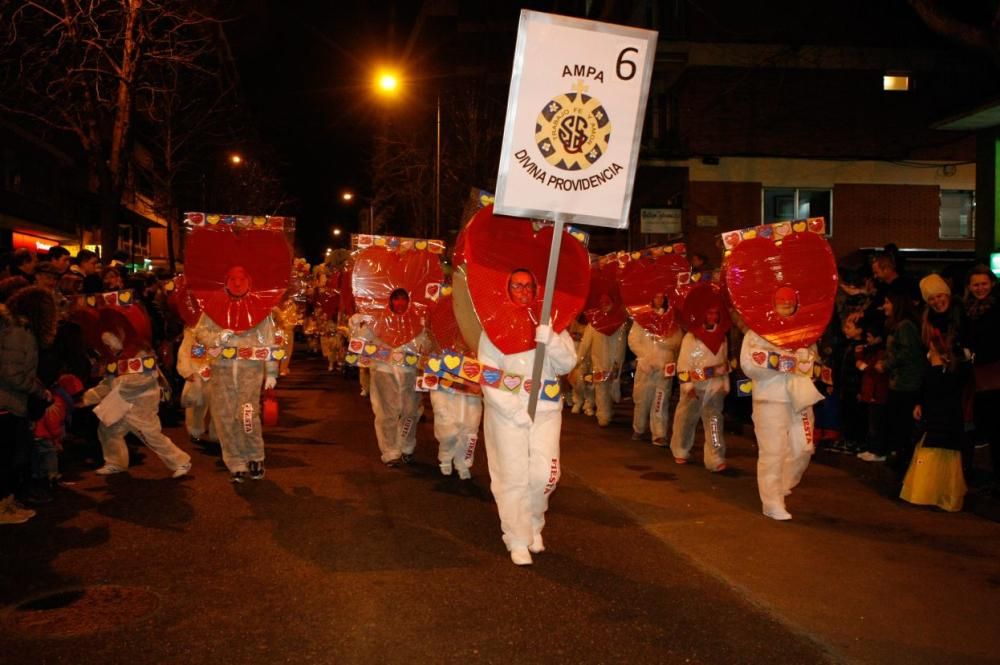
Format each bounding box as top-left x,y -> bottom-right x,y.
725,218 -> 838,521
184,212 -> 293,483
578,261 -> 627,427
168,277 -> 215,445
671,282 -> 732,470
460,206 -> 589,566
351,239 -> 443,467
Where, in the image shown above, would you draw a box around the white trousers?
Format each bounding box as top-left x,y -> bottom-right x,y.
99,390 -> 190,472
483,407 -> 562,550
430,390 -> 482,473
670,385 -> 726,468
751,401 -> 814,511
209,360 -> 266,473
369,370 -> 420,463
632,368 -> 673,440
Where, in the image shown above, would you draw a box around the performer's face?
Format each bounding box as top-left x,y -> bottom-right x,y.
704,307 -> 720,330
651,293 -> 665,310
773,287 -> 798,317
389,288 -> 409,314
508,271 -> 536,307
225,266 -> 251,298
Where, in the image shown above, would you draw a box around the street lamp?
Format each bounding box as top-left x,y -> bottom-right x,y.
229,153 -> 243,166
341,190 -> 375,234
371,70 -> 441,238
332,228 -> 342,237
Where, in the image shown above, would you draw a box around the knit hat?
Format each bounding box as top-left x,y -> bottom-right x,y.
919,274 -> 951,302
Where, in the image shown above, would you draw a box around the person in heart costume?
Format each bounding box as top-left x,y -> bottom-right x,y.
578,257 -> 628,427
187,221 -> 292,483
726,219 -> 837,520
566,314 -> 595,416
461,205 -> 588,566
79,304 -> 191,478
427,287 -> 482,480
619,248 -> 689,444
169,277 -> 216,446
670,281 -> 733,471
352,241 -> 443,466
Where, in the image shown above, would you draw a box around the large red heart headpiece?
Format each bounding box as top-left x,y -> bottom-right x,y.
462,205 -> 590,355
184,226 -> 293,333
166,275 -> 202,328
618,250 -> 690,338
428,289 -> 471,354
679,281 -> 732,354
70,304 -> 152,360
723,223 -> 837,349
582,258 -> 626,335
352,245 -> 444,348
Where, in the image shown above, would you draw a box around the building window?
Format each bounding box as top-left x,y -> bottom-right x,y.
939,190 -> 975,240
762,188 -> 833,232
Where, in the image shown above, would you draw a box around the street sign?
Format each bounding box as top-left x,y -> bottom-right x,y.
640,208 -> 682,234
494,10 -> 658,229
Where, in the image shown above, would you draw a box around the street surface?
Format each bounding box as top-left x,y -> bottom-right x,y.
2,355 -> 999,664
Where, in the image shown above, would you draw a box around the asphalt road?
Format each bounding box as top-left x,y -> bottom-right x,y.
2,355 -> 998,664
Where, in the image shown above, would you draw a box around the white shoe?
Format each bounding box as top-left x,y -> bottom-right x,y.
510,547 -> 533,566
172,463 -> 192,478
763,506 -> 793,521
0,496 -> 34,525
528,535 -> 545,554
95,465 -> 124,476
583,408 -> 595,417
360,389 -> 368,397
457,467 -> 471,480
570,405 -> 581,414
857,451 -> 886,462
439,462 -> 453,476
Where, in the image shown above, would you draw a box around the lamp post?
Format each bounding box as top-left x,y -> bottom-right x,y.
342,191 -> 375,234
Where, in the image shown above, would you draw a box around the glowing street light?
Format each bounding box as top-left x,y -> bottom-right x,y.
375,70 -> 400,96
229,153 -> 243,165
341,192 -> 354,202
332,228 -> 342,237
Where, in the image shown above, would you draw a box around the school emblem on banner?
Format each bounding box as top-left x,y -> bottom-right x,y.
535,81 -> 612,172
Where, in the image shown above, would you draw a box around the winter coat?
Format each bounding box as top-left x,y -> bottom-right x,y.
0,305 -> 45,417
884,319 -> 924,392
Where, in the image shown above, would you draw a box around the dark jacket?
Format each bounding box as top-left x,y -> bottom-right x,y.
0,305 -> 44,417
964,288 -> 1000,366
885,319 -> 924,392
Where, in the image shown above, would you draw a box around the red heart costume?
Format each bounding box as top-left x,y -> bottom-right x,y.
618,247 -> 690,338
678,281 -> 731,355
582,258 -> 626,335
461,205 -> 590,355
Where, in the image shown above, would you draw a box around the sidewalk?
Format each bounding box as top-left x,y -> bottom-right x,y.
561,404 -> 1000,665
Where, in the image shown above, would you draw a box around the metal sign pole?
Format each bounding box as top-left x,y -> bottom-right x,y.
526,214 -> 566,420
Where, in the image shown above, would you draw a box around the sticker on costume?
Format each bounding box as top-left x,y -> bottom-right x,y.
242,403 -> 254,433
737,378 -> 753,397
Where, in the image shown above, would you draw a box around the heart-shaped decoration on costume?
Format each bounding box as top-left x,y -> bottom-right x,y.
85,295 -> 97,307
143,357 -> 156,369
462,361 -> 480,380
184,225 -> 292,333
443,353 -> 462,370
352,244 -> 444,347
723,228 -> 837,349
793,221 -> 807,232
404,354 -> 418,366
236,347 -> 251,359
107,362 -> 118,374
678,371 -> 690,382
523,379 -> 533,394
752,351 -> 767,366
463,206 -> 589,355
415,240 -> 427,250
427,357 -> 442,373
502,375 -> 522,391
543,383 -> 560,398
252,216 -> 267,227
481,367 -> 502,386
349,339 -> 363,353
128,358 -> 142,372
364,344 -> 378,356
423,374 -> 439,388
222,348 -> 237,359
390,350 -> 404,364
208,347 -> 222,358
723,232 -> 742,250
254,348 -> 270,359
345,353 -> 358,364
739,380 -> 753,394
807,217 -> 825,234
119,291 -> 133,304
774,222 -> 792,238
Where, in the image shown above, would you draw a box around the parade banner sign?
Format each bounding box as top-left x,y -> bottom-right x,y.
494,11 -> 657,229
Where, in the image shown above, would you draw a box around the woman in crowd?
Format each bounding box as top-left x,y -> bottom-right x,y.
0,286 -> 57,524
963,265 -> 1000,485
863,290 -> 924,469
900,275 -> 969,511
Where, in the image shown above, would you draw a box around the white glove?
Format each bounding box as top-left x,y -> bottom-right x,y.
82,387 -> 102,406
535,323 -> 552,344
101,332 -> 123,354
264,376 -> 277,390
219,329 -> 235,344
513,410 -> 533,428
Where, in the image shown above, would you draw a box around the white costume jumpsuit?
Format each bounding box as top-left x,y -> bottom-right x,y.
628,322 -> 682,443
85,371 -> 191,475
578,323 -> 626,426
740,331 -> 823,519
430,389 -> 482,479
176,323 -> 215,442
670,333 -> 728,469
363,329 -> 429,464
478,328 -> 577,559
568,320 -> 594,414
196,315 -> 279,474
